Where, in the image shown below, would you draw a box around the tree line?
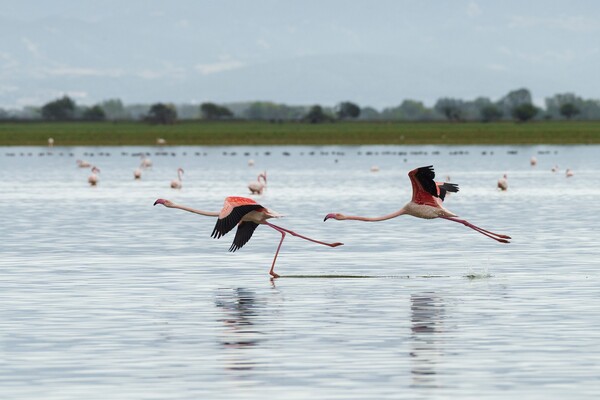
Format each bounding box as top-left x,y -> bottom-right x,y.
1,88 -> 598,124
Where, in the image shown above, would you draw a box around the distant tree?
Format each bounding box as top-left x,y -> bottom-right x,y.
434,98 -> 464,121
242,101 -> 305,120
82,105 -> 106,121
559,103 -> 580,120
147,103 -> 177,124
335,101 -> 361,119
358,106 -> 380,120
303,105 -> 331,124
499,88 -> 532,119
0,108 -> 8,119
41,96 -> 76,120
511,103 -> 538,122
200,102 -> 233,120
100,99 -> 129,120
480,105 -> 503,122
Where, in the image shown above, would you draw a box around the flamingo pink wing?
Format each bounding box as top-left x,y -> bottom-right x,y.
212,197 -> 262,239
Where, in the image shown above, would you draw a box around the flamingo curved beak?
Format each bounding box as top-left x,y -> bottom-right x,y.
154,199 -> 166,206
324,213 -> 335,222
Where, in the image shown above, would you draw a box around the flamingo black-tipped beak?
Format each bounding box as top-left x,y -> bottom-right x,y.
154,199 -> 165,206
324,213 -> 335,222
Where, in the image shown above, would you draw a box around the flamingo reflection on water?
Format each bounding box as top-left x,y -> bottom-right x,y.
324,165 -> 511,243
154,196 -> 343,278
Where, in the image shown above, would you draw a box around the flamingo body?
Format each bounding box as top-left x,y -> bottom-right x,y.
497,174 -> 508,191
77,159 -> 91,168
325,165 -> 510,243
88,166 -> 100,186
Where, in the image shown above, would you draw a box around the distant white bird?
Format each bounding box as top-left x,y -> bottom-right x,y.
530,156 -> 537,166
248,172 -> 267,195
156,138 -> 167,146
48,137 -> 54,147
248,159 -> 255,167
88,166 -> 100,186
565,169 -> 574,178
171,168 -> 184,189
134,168 -> 142,180
497,174 -> 508,191
77,159 -> 91,168
370,165 -> 380,172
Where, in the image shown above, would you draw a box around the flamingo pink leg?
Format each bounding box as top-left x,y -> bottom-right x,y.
264,222 -> 343,247
267,224 -> 287,278
440,216 -> 511,243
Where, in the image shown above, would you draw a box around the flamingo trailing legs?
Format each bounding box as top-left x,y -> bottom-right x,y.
154,196 -> 343,278
324,165 -> 511,243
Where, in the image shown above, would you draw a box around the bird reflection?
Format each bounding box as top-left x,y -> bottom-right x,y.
409,292 -> 445,388
214,288 -> 263,371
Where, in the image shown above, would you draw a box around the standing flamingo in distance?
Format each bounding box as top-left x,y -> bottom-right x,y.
134,167 -> 142,180
154,196 -> 343,278
530,156 -> 537,166
88,166 -> 100,186
324,165 -> 511,243
565,169 -> 574,177
171,168 -> 184,189
497,174 -> 508,191
248,172 -> 267,195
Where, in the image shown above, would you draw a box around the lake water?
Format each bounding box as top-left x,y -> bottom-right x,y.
1,145 -> 599,399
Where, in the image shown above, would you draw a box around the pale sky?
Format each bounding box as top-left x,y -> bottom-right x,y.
1,0 -> 599,109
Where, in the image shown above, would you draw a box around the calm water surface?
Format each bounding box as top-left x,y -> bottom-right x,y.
1,145 -> 599,399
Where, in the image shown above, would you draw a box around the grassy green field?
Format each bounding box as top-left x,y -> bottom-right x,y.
0,120 -> 599,146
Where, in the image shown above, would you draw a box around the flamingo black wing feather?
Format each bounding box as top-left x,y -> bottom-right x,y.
229,222 -> 259,252
437,182 -> 459,201
414,165 -> 438,197
212,204 -> 262,239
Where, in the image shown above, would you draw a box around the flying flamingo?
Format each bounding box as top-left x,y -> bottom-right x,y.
248,172 -> 267,195
154,196 -> 343,278
497,174 -> 508,191
88,166 -> 100,186
324,165 -> 511,243
171,168 -> 184,189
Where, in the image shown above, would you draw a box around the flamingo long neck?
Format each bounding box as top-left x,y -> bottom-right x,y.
341,208 -> 406,222
178,169 -> 183,181
171,203 -> 219,217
